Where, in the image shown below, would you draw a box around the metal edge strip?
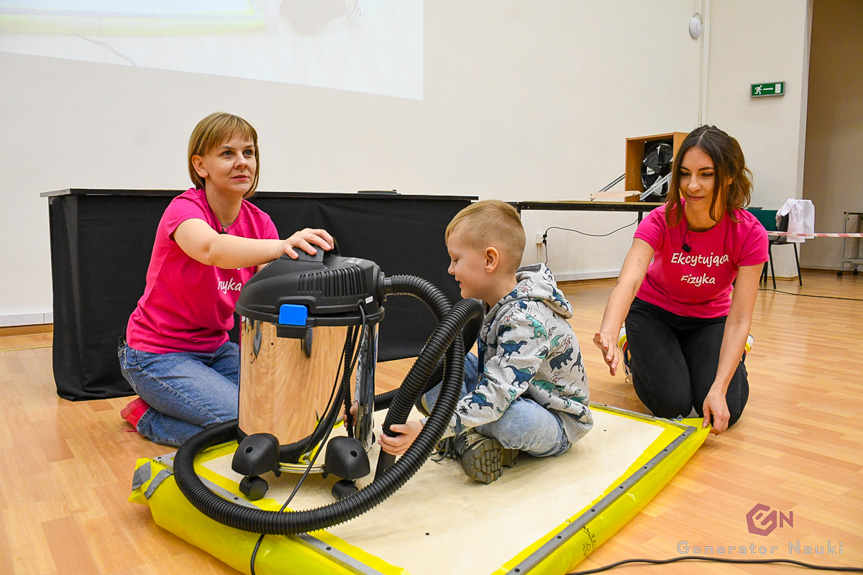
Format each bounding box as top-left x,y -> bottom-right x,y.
506,421 -> 696,573
295,533 -> 390,575
154,451 -> 388,573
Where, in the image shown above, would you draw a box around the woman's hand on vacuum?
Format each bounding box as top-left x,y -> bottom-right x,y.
378,421 -> 423,456
702,387 -> 730,434
281,228 -> 334,259
593,331 -> 620,376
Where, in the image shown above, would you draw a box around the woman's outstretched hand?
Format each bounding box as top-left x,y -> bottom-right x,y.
593,331 -> 621,376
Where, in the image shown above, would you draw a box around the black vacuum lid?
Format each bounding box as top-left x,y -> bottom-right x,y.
236,250 -> 386,327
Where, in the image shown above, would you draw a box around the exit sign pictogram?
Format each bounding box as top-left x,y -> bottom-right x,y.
751,82 -> 785,97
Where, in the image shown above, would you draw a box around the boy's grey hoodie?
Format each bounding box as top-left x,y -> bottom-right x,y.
446,263 -> 593,443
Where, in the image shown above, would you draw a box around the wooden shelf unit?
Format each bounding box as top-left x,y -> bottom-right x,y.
624,132 -> 688,192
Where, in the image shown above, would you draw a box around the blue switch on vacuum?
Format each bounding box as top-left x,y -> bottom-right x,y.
278,304 -> 308,326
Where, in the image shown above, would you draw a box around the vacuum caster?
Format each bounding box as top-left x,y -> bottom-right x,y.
332,479 -> 358,500
239,475 -> 269,501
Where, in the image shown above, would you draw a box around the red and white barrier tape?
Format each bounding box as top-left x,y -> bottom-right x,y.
768,232 -> 863,238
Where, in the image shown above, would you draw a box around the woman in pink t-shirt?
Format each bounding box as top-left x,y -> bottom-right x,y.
118,113 -> 333,446
593,126 -> 768,434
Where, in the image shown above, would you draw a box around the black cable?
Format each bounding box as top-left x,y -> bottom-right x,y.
250,312 -> 366,575
568,555 -> 863,574
542,220 -> 638,264
539,224 -> 862,303
544,221 -> 638,239
342,325 -> 359,438
758,287 -> 863,302
249,348 -> 344,575
173,294 -> 480,537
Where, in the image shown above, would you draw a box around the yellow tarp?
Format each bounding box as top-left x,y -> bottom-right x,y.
130,406 -> 708,575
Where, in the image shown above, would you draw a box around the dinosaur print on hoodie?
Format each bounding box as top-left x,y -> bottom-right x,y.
445,263 -> 593,444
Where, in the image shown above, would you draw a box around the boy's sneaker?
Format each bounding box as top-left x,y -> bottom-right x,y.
121,397 -> 150,430
416,393 -> 431,417
618,326 -> 632,384
436,429 -> 519,484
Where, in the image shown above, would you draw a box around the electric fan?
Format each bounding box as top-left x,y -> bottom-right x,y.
640,142 -> 674,200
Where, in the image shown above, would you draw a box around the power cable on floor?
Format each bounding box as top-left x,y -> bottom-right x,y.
759,288 -> 863,302
568,555 -> 863,574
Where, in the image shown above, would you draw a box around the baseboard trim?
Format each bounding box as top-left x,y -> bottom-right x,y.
0,312 -> 54,328
554,271 -> 619,282
0,324 -> 53,336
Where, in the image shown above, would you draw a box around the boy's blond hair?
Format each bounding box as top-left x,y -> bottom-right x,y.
446,200 -> 526,272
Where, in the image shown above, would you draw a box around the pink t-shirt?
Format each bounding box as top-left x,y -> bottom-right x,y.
126,188 -> 279,353
633,203 -> 768,318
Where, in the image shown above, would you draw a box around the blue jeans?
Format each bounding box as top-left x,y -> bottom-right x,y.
625,298 -> 749,426
424,353 -> 571,458
118,342 -> 240,447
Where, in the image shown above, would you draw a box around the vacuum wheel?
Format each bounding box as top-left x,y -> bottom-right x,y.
331,479 -> 358,501
240,475 -> 269,501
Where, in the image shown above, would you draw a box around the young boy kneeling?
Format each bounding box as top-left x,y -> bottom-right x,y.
380,200 -> 593,483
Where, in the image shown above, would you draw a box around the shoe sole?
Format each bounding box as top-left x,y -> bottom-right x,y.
417,394 -> 431,417
460,438 -> 519,484
501,448 -> 519,469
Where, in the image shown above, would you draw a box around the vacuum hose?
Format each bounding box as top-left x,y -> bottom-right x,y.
373,275 -> 456,411
172,276 -> 483,534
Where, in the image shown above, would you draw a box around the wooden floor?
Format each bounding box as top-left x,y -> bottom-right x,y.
1,270 -> 861,574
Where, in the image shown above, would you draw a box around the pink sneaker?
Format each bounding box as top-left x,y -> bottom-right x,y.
121,397 -> 150,429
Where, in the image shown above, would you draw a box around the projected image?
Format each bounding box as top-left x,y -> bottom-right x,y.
0,0 -> 423,99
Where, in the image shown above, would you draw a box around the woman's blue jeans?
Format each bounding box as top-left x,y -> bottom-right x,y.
118,342 -> 240,447
424,353 -> 571,458
625,298 -> 749,426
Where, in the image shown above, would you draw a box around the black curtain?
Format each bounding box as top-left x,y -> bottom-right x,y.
48,192 -> 469,401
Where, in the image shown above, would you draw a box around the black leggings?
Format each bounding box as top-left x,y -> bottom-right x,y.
625,298 -> 749,426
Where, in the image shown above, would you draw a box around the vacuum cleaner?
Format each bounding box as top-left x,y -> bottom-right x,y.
172,247 -> 483,535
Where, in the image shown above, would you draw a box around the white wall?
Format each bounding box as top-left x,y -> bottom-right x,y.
703,0 -> 813,278
0,0 -> 818,326
801,0 -> 863,272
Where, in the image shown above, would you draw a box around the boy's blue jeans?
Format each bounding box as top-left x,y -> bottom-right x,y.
424,353 -> 571,458
118,342 -> 240,447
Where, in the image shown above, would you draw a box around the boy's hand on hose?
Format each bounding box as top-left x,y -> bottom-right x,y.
341,400 -> 358,424
378,421 -> 424,456
593,331 -> 621,376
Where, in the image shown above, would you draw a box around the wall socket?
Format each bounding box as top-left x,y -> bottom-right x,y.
535,232 -> 545,245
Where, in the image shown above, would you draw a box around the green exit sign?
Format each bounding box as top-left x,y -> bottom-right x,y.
751,82 -> 785,97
